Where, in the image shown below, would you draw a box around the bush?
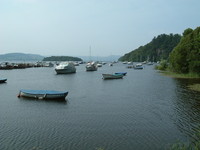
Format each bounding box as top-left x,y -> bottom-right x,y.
155,59 -> 168,71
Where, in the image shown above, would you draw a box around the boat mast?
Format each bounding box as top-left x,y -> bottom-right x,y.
89,46 -> 91,62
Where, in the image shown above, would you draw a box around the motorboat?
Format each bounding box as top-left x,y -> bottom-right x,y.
86,62 -> 98,71
18,89 -> 68,100
122,61 -> 128,64
102,74 -> 123,80
97,63 -> 102,67
55,62 -> 76,74
134,63 -> 143,69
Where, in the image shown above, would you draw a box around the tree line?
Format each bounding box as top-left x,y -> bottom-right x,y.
43,56 -> 82,61
119,33 -> 181,62
169,27 -> 200,75
119,26 -> 200,75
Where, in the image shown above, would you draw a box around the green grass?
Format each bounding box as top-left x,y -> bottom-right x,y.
159,71 -> 200,79
169,141 -> 200,150
188,84 -> 200,92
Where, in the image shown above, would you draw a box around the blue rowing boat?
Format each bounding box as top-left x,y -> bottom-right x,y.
18,89 -> 68,100
115,72 -> 127,76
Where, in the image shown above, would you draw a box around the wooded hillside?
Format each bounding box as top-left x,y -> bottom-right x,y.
119,34 -> 181,62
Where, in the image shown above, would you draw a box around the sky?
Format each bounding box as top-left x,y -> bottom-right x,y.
0,0 -> 200,57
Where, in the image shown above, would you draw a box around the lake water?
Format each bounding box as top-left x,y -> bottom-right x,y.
0,63 -> 200,150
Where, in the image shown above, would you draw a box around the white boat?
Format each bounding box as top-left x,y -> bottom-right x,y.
55,62 -> 76,74
102,74 -> 123,79
18,89 -> 68,100
109,63 -> 113,66
127,62 -> 133,65
122,61 -> 128,64
147,62 -> 154,65
97,63 -> 102,67
86,62 -> 98,71
73,62 -> 79,66
134,63 -> 143,69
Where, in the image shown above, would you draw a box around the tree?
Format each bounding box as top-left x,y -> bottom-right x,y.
169,27 -> 200,75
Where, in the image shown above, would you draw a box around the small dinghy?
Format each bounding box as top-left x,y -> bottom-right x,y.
115,72 -> 127,76
0,78 -> 7,83
102,74 -> 123,80
18,90 -> 68,100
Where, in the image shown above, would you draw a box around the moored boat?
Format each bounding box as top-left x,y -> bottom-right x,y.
115,72 -> 127,76
0,78 -> 7,83
97,63 -> 102,67
55,62 -> 76,74
18,89 -> 68,100
147,62 -> 154,65
102,74 -> 123,80
134,63 -> 143,69
86,62 -> 98,71
109,63 -> 113,66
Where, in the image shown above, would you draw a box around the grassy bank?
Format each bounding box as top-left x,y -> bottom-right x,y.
188,84 -> 200,92
159,71 -> 200,92
169,141 -> 200,150
159,71 -> 200,79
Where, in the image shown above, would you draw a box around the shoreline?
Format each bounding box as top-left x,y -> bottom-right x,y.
159,71 -> 200,92
159,71 -> 200,79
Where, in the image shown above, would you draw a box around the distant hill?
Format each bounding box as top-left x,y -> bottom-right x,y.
43,56 -> 82,61
119,34 -> 181,62
0,53 -> 44,61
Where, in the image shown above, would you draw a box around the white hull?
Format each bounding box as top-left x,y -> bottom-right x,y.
86,62 -> 97,71
55,62 -> 76,74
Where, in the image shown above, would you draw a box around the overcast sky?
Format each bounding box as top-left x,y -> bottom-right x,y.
0,0 -> 200,57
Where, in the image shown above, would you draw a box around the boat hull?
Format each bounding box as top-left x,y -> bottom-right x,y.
55,62 -> 76,74
86,62 -> 98,71
134,67 -> 143,69
102,74 -> 123,80
55,69 -> 76,74
115,72 -> 127,76
86,66 -> 97,71
134,63 -> 143,69
0,78 -> 7,83
18,90 -> 68,100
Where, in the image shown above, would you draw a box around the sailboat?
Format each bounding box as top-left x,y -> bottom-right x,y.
86,46 -> 98,71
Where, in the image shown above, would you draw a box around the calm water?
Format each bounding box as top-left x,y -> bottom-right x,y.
0,63 -> 200,150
